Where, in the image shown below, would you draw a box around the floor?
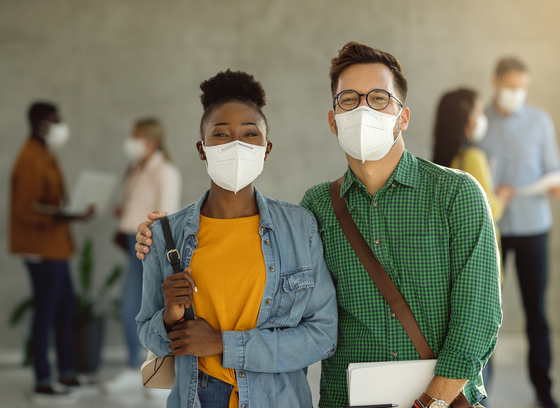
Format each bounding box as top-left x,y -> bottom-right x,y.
1,333 -> 559,408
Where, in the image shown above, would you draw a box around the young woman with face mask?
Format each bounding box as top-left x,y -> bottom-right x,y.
136,70 -> 338,408
109,118 -> 181,392
432,88 -> 515,233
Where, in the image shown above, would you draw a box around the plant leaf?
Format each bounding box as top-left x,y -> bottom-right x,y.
103,265 -> 122,290
9,297 -> 34,327
79,239 -> 94,296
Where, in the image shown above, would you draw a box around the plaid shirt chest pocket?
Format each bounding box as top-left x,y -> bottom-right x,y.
267,268 -> 315,327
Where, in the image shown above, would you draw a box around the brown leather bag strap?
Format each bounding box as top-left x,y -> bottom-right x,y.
329,178 -> 471,408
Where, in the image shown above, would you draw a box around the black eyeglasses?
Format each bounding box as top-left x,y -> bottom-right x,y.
334,89 -> 403,111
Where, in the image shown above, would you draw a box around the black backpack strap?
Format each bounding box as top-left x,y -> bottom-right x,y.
160,216 -> 195,321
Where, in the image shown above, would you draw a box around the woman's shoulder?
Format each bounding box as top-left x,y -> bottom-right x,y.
148,203 -> 195,242
262,196 -> 318,229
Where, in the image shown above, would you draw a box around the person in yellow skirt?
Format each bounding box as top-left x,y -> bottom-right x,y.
136,70 -> 338,408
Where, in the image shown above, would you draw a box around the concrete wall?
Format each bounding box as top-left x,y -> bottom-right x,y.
1,0 -> 559,350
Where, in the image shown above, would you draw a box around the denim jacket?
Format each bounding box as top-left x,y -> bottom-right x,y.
137,188 -> 338,408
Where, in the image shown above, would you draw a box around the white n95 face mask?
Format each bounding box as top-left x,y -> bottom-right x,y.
335,105 -> 402,162
124,138 -> 147,161
497,88 -> 527,113
471,113 -> 488,143
203,140 -> 267,193
45,122 -> 70,149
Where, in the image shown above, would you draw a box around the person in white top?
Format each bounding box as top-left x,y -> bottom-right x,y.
109,117 -> 181,392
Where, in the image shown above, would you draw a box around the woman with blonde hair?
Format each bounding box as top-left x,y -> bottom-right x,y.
109,117 -> 182,391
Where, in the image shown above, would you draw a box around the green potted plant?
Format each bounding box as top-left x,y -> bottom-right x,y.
8,239 -> 122,372
74,239 -> 122,372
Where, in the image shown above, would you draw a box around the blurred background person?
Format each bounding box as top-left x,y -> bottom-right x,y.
9,101 -> 94,401
432,88 -> 515,407
432,88 -> 515,240
478,58 -> 560,408
109,117 -> 181,392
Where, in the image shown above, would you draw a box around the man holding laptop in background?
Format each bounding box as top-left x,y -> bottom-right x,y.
9,102 -> 94,400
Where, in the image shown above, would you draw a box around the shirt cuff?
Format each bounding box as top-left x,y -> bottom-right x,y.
146,309 -> 173,355
434,349 -> 482,381
221,331 -> 245,370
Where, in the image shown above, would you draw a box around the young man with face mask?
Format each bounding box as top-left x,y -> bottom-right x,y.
478,58 -> 559,408
134,43 -> 501,408
296,42 -> 501,408
9,101 -> 94,401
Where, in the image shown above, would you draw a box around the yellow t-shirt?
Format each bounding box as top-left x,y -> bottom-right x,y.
190,214 -> 266,407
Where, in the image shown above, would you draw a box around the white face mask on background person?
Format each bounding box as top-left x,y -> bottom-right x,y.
335,105 -> 402,163
45,122 -> 70,149
203,140 -> 267,193
497,88 -> 527,113
124,137 -> 148,161
471,113 -> 488,143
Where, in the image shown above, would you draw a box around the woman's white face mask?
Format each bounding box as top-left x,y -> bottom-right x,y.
471,113 -> 488,143
124,137 -> 147,162
203,140 -> 267,193
335,105 -> 402,162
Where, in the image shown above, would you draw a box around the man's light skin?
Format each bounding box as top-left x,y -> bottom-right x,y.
137,63 -> 466,404
492,70 -> 560,198
329,62 -> 467,405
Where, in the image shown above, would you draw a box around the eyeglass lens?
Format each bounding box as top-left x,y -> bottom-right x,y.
337,90 -> 391,111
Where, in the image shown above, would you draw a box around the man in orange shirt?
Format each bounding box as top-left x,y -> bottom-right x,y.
9,101 -> 93,401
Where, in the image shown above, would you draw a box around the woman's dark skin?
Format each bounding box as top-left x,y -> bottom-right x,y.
161,101 -> 272,358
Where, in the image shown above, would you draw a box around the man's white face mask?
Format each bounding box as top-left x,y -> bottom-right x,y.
203,140 -> 267,193
45,122 -> 70,150
497,88 -> 527,113
335,105 -> 403,162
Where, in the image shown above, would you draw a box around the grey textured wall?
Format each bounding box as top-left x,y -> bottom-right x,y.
1,0 -> 559,350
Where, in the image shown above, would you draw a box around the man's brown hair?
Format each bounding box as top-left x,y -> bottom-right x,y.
495,57 -> 528,78
329,42 -> 408,103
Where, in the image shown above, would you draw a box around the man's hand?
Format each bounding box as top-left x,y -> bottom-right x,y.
135,211 -> 169,260
424,375 -> 468,405
548,185 -> 560,199
162,269 -> 197,330
496,184 -> 516,206
168,317 -> 223,357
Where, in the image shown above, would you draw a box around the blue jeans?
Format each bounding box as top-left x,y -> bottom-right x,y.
25,260 -> 76,386
121,234 -> 144,368
197,370 -> 233,408
502,232 -> 554,401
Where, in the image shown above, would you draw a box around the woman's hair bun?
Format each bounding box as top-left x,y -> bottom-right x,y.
200,69 -> 266,110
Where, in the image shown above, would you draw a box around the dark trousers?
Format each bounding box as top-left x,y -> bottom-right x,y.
25,260 -> 77,386
501,232 -> 553,400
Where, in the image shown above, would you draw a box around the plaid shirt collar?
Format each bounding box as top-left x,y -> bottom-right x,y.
340,149 -> 419,197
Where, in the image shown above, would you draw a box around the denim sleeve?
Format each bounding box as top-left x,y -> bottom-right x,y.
136,232 -> 173,357
221,219 -> 338,373
434,176 -> 502,381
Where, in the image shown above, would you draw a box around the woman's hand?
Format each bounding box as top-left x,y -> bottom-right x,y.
168,317 -> 223,357
162,269 -> 197,330
135,211 -> 169,260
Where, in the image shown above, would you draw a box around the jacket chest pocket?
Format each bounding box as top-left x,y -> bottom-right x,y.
267,268 -> 314,328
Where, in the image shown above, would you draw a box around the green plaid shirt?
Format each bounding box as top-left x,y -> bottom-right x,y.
300,150 -> 502,408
